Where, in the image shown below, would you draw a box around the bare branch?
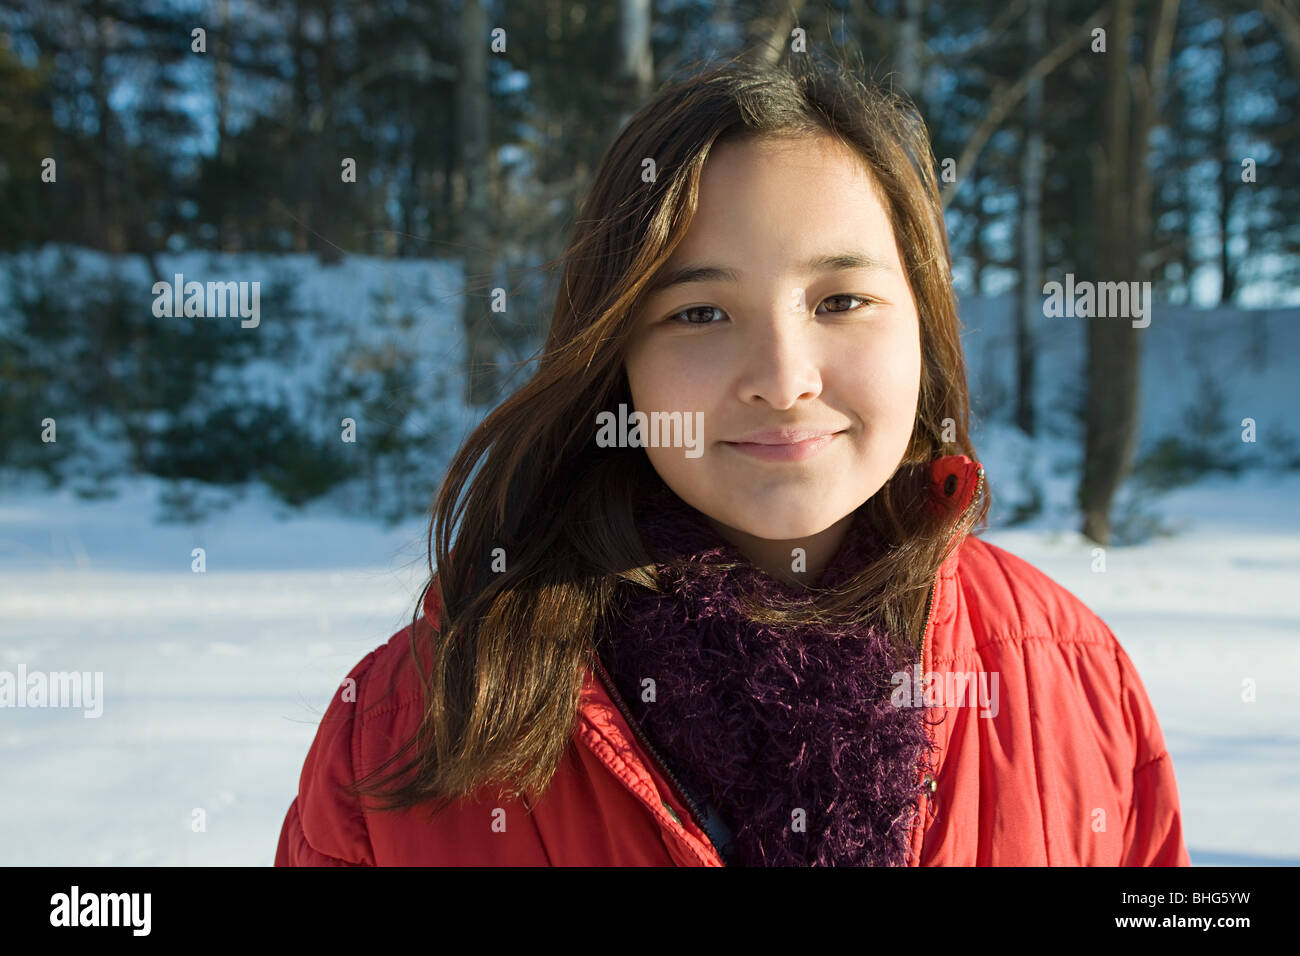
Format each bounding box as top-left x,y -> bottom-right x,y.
941,6 -> 1112,209
1260,0 -> 1300,78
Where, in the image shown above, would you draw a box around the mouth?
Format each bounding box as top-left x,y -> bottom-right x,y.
721,431 -> 843,463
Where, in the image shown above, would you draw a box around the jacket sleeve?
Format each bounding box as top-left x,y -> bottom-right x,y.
275,652 -> 380,866
1114,642 -> 1191,866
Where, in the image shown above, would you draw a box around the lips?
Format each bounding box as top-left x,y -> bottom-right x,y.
722,429 -> 844,462
725,427 -> 846,445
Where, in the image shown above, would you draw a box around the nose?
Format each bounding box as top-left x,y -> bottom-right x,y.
733,305 -> 823,410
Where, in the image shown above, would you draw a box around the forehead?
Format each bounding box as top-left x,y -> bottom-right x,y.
670,132 -> 901,266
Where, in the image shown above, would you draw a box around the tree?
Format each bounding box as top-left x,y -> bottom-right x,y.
1015,0 -> 1046,436
458,0 -> 498,407
1080,0 -> 1181,544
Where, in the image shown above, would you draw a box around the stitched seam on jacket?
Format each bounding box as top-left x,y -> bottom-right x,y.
1018,640 -> 1053,864
1122,627 -> 1170,782
577,715 -> 711,866
933,631 -> 1113,667
356,693 -> 425,725
987,551 -> 1053,865
292,800 -> 359,865
351,654 -> 382,865
521,790 -> 555,866
1115,641 -> 1148,771
987,544 -> 1030,634
1113,636 -> 1140,862
354,636 -> 431,724
959,538 -> 1112,652
1134,750 -> 1170,775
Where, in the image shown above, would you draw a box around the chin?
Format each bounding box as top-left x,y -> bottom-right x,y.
723,508 -> 841,543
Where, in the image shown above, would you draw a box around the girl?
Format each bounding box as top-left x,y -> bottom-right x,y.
276,52 -> 1189,867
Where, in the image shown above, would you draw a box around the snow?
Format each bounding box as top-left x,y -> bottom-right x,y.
2,247 -> 1297,865
0,475 -> 430,865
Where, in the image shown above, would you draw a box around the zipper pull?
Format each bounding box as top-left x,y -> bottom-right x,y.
661,800 -> 683,826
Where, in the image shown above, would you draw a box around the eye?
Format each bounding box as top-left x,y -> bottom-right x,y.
665,305 -> 726,325
816,294 -> 876,314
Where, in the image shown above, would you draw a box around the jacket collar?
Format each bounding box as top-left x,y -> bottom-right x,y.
929,453 -> 982,523
929,453 -> 984,575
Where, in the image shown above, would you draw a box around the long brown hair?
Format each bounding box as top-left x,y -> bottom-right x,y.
351,47 -> 990,816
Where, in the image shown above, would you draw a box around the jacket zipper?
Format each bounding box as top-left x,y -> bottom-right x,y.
591,653 -> 723,863
916,464 -> 985,820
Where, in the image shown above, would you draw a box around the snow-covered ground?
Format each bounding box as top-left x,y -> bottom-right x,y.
0,475 -> 430,865
1,452 -> 1297,865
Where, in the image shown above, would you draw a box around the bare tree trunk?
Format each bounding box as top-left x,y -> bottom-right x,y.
1016,0 -> 1045,437
744,0 -> 808,64
618,0 -> 653,97
459,0 -> 498,406
292,1 -> 310,253
897,0 -> 922,94
1081,0 -> 1138,545
1080,0 -> 1180,544
614,0 -> 654,130
1260,0 -> 1300,77
1133,0 -> 1181,261
317,0 -> 342,265
91,14 -> 124,252
1216,12 -> 1242,304
400,81 -> 415,258
216,0 -> 238,252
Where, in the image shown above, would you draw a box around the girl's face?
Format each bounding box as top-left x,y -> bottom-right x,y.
623,133 -> 922,578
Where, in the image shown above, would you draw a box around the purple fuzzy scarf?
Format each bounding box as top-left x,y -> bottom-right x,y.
597,480 -> 932,866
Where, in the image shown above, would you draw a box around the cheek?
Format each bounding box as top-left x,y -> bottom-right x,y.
624,358 -> 659,412
625,346 -> 707,412
838,330 -> 921,421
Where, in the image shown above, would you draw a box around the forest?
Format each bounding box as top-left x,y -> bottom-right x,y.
1,0 -> 1297,542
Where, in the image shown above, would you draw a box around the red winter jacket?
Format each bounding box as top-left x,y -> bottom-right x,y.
275,454 -> 1190,866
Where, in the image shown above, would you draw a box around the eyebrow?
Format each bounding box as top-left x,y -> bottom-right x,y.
645,251 -> 897,295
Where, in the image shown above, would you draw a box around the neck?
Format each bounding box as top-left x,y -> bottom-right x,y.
703,511 -> 856,587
